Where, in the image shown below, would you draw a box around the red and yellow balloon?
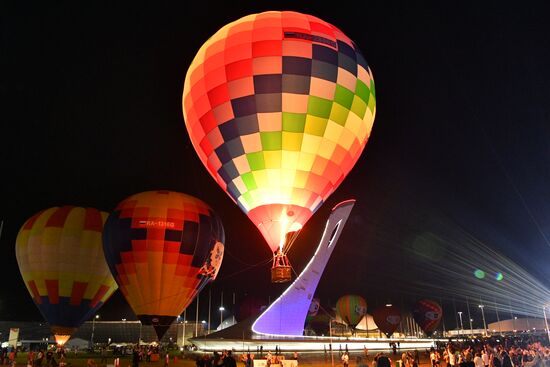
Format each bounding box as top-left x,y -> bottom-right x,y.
16,206 -> 118,345
182,11 -> 376,263
412,299 -> 443,336
372,304 -> 402,337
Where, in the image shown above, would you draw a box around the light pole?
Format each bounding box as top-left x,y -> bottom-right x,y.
219,306 -> 225,330
458,312 -> 464,336
329,319 -> 334,367
182,309 -> 187,348
478,305 -> 487,336
543,304 -> 550,344
91,314 -> 99,348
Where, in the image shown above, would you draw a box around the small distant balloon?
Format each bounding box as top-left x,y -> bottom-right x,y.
474,269 -> 486,279
495,272 -> 504,281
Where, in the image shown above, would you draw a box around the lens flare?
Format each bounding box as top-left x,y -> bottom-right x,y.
474,269 -> 486,279
495,272 -> 504,281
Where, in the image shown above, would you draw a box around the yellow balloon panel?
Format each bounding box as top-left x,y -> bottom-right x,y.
15,206 -> 117,331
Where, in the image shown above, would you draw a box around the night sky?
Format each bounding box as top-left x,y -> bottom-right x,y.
2,2 -> 549,330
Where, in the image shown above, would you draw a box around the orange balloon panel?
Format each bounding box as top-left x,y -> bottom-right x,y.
15,206 -> 118,340
102,191 -> 225,339
183,11 -> 376,252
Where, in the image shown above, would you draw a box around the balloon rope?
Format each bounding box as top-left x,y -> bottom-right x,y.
282,229 -> 302,255
216,256 -> 272,281
223,246 -> 265,267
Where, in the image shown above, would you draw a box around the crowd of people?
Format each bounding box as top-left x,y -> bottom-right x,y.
426,339 -> 549,367
346,336 -> 549,367
194,350 -> 238,367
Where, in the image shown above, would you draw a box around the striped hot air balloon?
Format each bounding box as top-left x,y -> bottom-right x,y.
102,190 -> 225,340
336,294 -> 367,329
182,11 -> 376,282
15,206 -> 118,346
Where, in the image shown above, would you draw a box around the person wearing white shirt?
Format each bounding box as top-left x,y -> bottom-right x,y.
474,353 -> 484,367
481,350 -> 489,367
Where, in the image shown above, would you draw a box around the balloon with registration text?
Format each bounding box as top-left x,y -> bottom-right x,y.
182,10 -> 376,282
102,190 -> 225,340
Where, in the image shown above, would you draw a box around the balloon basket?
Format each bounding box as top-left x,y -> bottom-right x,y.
271,252 -> 292,283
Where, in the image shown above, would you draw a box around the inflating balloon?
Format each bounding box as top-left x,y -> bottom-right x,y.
336,294 -> 367,328
372,305 -> 402,337
182,11 -> 376,282
15,206 -> 118,346
102,190 -> 225,339
412,299 -> 442,336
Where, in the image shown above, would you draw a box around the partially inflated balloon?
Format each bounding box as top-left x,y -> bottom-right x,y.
372,305 -> 402,337
412,299 -> 442,336
102,191 -> 225,339
183,11 -> 376,254
16,207 -> 118,345
336,294 -> 367,328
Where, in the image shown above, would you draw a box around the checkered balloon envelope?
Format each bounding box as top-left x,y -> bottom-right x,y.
183,11 -> 376,256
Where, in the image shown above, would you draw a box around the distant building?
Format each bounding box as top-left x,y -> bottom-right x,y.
0,320 -> 208,347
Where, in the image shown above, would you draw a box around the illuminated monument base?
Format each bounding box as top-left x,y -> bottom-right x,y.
191,200 -> 437,351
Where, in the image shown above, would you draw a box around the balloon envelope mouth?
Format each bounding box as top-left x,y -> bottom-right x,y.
248,204 -> 312,252
138,315 -> 177,340
51,326 -> 77,346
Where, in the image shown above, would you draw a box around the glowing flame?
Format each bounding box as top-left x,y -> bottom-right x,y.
54,334 -> 71,346
279,210 -> 289,251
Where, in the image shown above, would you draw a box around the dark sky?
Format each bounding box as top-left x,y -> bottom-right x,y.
1,2 -> 549,329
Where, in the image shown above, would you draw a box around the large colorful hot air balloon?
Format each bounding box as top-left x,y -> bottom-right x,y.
372,304 -> 402,337
102,190 -> 225,340
335,294 -> 367,329
15,206 -> 118,346
412,299 -> 442,336
182,11 -> 376,282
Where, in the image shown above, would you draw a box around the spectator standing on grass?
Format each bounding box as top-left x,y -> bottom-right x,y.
132,347 -> 140,367
8,350 -> 15,367
224,351 -> 237,367
474,353 -> 484,367
376,353 -> 391,367
341,351 -> 350,367
481,349 -> 489,367
28,350 -> 35,367
36,350 -> 44,367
